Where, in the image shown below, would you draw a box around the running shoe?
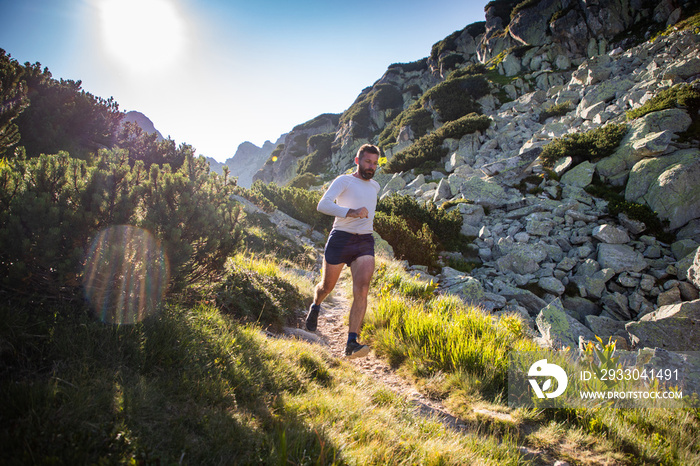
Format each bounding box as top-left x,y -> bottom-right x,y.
305,303 -> 320,331
345,340 -> 370,359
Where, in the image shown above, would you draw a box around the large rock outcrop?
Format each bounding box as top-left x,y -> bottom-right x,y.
254,114 -> 339,186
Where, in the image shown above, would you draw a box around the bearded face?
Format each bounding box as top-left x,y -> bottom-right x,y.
358,164 -> 375,180
356,152 -> 378,180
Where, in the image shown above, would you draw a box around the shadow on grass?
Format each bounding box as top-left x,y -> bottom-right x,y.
0,301 -> 343,465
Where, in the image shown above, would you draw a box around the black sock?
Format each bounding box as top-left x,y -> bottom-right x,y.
347,332 -> 358,344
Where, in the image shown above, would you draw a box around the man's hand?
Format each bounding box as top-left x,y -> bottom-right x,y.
346,207 -> 369,219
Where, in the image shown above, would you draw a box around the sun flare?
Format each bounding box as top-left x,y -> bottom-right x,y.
98,0 -> 186,75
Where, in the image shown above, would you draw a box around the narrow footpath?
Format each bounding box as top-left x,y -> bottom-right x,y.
309,274 -> 557,465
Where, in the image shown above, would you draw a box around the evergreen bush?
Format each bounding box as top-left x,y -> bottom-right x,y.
540,123 -> 628,168
377,102 -> 434,148
383,132 -> 448,173
485,0 -> 521,24
288,172 -> 321,190
116,122 -> 191,170
377,194 -> 464,251
232,185 -> 276,212
421,75 -> 488,122
626,84 -> 700,120
538,101 -> 573,123
296,132 -> 334,176
371,84 -> 403,110
250,180 -> 333,232
0,149 -> 242,299
340,88 -> 373,138
585,180 -> 673,243
264,144 -> 285,167
291,113 -> 340,132
430,29 -> 463,61
387,59 -> 428,73
511,0 -> 540,19
438,113 -> 491,139
448,63 -> 488,79
288,133 -> 308,159
374,212 -> 438,267
0,49 -> 29,157
383,113 -> 490,173
439,53 -> 465,71
15,62 -> 122,160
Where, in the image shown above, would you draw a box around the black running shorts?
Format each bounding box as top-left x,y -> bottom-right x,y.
324,229 -> 375,266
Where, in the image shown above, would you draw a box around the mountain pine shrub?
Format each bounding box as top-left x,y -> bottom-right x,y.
296,132 -> 335,176
264,144 -> 285,167
374,212 -> 438,268
377,194 -> 464,251
429,22 -> 485,62
115,122 -> 192,170
371,84 -> 403,110
387,59 -> 428,73
382,131 -> 448,173
511,0 -> 540,19
430,28 -> 464,62
383,113 -> 490,173
0,49 -> 29,157
421,75 -> 488,122
291,113 -> 340,132
288,172 -> 321,190
377,102 -> 434,149
485,0 -> 520,24
585,178 -> 673,243
0,149 -> 242,298
448,63 -> 488,79
540,123 -> 628,168
439,53 -> 466,72
538,101 -> 574,123
626,83 -> 700,140
339,88 -> 374,139
438,113 -> 491,139
15,62 -> 122,160
250,180 -> 333,232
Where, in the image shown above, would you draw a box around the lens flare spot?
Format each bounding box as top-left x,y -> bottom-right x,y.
83,225 -> 169,324
272,156 -> 278,162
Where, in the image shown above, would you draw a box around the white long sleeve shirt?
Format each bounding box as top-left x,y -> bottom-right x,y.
317,174 -> 380,234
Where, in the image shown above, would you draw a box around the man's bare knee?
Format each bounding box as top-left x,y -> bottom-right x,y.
317,281 -> 334,296
353,283 -> 370,297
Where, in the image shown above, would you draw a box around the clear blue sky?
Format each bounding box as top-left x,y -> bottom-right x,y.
0,0 -> 488,162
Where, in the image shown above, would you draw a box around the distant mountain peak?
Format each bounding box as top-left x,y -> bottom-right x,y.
205,134 -> 286,187
123,111 -> 164,141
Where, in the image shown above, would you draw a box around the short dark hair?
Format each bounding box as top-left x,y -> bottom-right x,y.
356,144 -> 380,160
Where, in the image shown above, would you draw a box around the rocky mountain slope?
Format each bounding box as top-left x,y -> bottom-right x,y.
249,0 -> 700,374
207,135 -> 285,188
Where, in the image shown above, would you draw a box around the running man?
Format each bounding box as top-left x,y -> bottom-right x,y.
305,144 -> 381,358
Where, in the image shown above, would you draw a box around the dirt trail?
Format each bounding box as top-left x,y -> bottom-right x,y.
314,275 -> 468,430
308,274 -> 553,464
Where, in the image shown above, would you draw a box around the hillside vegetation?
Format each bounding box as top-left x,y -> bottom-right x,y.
4,2 -> 700,465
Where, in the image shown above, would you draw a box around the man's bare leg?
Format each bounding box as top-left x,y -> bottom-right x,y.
306,260 -> 344,332
314,260 -> 345,305
344,255 -> 375,358
348,255 -> 375,335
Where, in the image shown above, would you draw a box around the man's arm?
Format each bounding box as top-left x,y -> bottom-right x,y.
317,177 -> 351,217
